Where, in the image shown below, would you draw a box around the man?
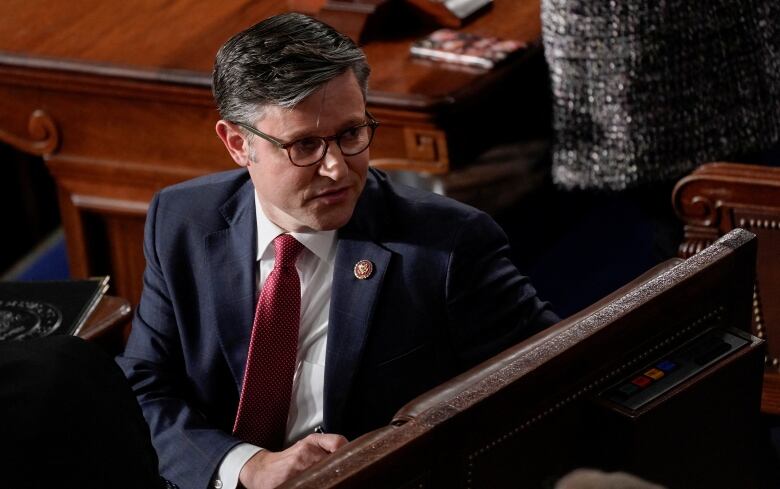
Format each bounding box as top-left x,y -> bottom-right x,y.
117,12 -> 558,489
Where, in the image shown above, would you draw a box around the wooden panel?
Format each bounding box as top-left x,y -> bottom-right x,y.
105,216 -> 147,306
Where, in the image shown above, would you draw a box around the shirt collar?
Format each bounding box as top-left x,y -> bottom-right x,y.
254,191 -> 336,263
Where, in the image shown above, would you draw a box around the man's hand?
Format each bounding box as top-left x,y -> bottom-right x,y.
238,433 -> 348,489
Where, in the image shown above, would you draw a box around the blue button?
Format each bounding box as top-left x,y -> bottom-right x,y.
656,360 -> 677,372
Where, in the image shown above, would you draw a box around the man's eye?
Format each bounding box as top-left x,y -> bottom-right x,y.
294,138 -> 322,154
341,127 -> 362,141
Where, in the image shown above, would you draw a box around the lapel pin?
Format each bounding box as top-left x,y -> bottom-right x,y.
353,259 -> 374,280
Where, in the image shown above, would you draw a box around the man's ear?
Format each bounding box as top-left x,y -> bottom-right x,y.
215,120 -> 251,167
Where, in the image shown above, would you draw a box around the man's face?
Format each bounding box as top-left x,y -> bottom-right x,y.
219,70 -> 370,233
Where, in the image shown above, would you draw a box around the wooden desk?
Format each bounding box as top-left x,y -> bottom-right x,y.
280,230 -> 765,489
0,0 -> 548,304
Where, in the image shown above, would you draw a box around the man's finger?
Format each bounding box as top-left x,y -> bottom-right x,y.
307,433 -> 349,453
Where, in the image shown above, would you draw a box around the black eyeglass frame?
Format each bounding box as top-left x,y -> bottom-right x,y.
233,112 -> 380,167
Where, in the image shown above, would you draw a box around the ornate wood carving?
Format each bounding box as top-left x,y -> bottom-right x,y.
672,161 -> 780,414
403,127 -> 448,168
0,109 -> 59,156
677,234 -> 716,259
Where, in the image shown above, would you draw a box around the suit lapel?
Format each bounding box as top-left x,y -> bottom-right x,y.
324,237 -> 391,433
205,179 -> 257,391
323,171 -> 392,433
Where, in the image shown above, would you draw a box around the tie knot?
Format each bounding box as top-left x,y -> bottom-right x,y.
273,234 -> 304,268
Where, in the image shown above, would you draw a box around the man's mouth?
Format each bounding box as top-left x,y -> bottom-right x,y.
312,186 -> 350,204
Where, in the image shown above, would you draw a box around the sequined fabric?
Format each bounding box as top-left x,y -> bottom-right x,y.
542,0 -> 780,190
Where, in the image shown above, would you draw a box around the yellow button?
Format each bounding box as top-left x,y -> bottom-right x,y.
644,368 -> 664,380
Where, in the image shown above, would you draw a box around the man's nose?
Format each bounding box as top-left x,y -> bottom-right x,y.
318,140 -> 348,180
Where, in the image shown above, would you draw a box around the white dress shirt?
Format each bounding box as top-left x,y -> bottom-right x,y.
214,193 -> 335,489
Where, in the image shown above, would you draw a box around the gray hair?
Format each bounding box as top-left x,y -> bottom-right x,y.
212,12 -> 371,125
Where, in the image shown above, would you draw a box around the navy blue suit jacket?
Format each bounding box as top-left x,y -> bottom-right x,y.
117,168 -> 558,489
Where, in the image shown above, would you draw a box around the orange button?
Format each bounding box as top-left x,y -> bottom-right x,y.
644,368 -> 665,380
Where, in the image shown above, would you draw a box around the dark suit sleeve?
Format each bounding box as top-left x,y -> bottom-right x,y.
116,193 -> 240,489
444,209 -> 560,368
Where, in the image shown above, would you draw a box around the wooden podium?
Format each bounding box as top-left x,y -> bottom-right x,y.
0,0 -> 549,305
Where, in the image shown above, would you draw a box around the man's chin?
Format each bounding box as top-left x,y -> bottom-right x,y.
307,206 -> 356,232
311,215 -> 354,232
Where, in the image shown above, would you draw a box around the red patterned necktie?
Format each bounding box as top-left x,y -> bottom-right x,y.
233,234 -> 305,450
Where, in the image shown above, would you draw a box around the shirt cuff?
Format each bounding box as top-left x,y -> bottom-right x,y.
213,443 -> 263,489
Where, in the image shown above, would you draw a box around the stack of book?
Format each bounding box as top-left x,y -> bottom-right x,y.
410,28 -> 527,69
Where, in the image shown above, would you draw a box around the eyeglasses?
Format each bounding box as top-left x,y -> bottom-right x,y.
234,113 -> 380,167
